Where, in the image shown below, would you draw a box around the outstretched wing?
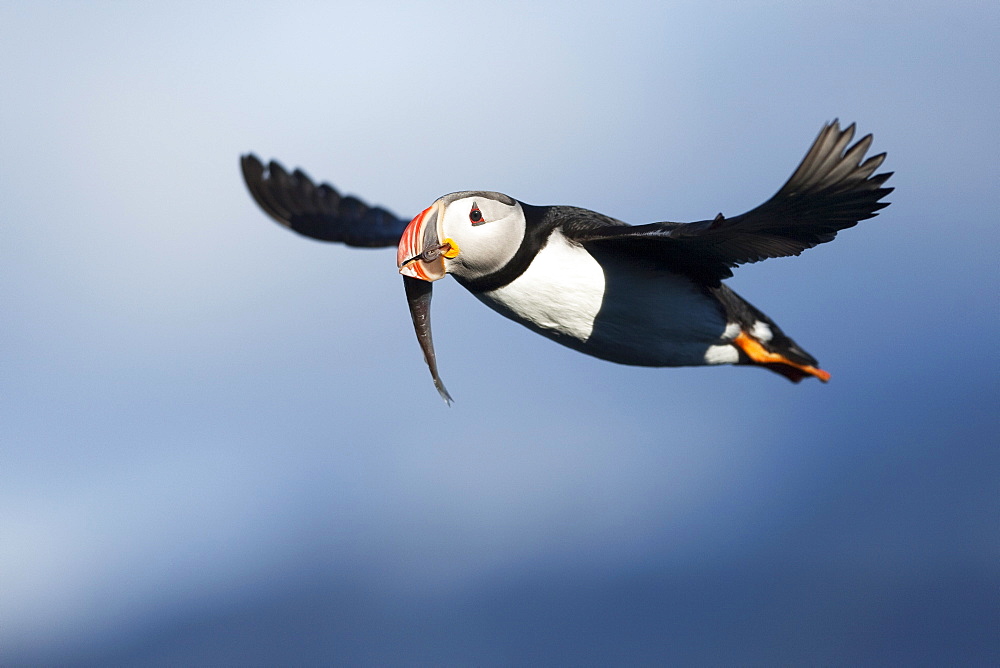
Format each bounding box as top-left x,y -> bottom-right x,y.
570,121 -> 893,284
240,154 -> 409,247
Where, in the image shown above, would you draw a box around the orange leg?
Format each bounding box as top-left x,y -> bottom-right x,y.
733,332 -> 831,383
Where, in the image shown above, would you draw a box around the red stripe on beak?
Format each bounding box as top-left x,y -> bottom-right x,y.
397,204 -> 447,281
397,206 -> 431,269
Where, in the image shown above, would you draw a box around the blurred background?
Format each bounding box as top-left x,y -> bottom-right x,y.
1,1 -> 997,664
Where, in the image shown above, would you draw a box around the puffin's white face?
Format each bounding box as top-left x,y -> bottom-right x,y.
397,191 -> 525,283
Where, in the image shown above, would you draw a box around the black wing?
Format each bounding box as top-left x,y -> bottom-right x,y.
240,154 -> 409,247
569,121 -> 893,284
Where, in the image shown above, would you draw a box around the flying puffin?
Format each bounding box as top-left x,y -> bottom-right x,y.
241,120 -> 892,403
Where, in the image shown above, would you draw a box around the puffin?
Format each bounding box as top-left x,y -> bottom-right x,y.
241,120 -> 892,403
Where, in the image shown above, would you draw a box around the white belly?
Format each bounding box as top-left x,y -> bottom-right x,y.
471,232 -> 738,367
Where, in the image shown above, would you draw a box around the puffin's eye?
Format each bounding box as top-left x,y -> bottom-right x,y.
469,203 -> 484,225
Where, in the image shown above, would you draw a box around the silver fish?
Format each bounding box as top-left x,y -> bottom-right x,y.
402,275 -> 452,405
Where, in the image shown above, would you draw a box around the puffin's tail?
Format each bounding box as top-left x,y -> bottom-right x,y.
712,285 -> 831,383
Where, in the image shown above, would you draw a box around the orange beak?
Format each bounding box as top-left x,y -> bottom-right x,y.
397,202 -> 458,281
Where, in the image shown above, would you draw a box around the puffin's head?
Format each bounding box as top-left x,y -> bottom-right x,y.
396,191 -> 526,404
397,191 -> 525,283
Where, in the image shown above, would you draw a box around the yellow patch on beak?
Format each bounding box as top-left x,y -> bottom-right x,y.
442,238 -> 460,258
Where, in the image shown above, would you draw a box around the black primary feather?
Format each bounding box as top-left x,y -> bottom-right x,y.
567,120 -> 893,284
240,154 -> 409,247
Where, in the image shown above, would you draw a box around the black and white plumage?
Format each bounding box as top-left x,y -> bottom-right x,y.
240,154 -> 409,247
242,121 -> 892,402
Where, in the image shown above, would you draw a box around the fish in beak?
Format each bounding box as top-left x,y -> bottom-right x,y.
397,203 -> 459,405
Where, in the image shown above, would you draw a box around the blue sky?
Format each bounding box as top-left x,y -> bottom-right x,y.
1,1 -> 997,663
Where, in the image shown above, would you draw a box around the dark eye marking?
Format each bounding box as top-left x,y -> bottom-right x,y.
469,203 -> 485,226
